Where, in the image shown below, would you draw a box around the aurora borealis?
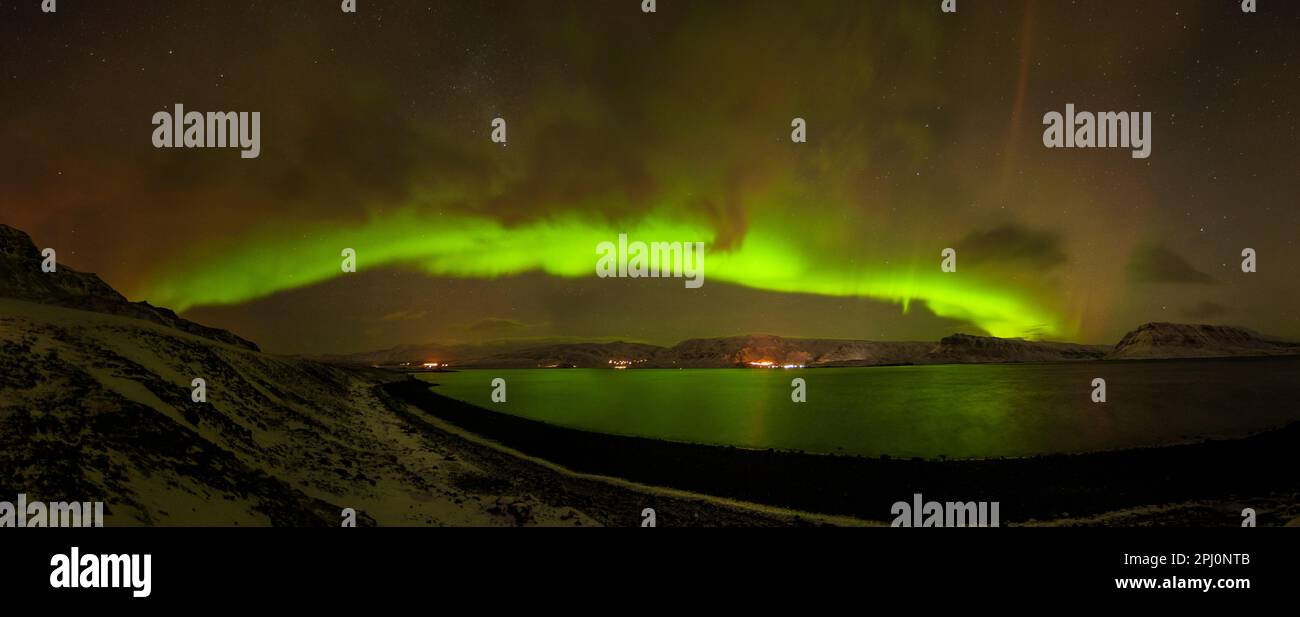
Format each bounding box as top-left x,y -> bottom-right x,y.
3,0 -> 1298,354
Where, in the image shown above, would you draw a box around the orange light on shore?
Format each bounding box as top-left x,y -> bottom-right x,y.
746,360 -> 804,369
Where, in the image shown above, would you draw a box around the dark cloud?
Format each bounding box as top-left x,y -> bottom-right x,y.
464,318 -> 530,336
1127,244 -> 1215,284
1183,301 -> 1230,321
955,224 -> 1068,270
379,310 -> 430,323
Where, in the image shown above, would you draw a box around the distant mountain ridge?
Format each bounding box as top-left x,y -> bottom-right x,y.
933,333 -> 1110,363
330,326 -> 1300,369
1109,322 -> 1300,359
0,224 -> 258,351
326,332 -> 1117,368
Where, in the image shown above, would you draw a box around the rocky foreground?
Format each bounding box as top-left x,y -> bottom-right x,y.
1,296 -> 831,527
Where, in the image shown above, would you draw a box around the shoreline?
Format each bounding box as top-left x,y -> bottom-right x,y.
354,353 -> 1300,373
385,378 -> 1300,526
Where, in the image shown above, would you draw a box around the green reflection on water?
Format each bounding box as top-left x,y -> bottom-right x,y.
418,358 -> 1300,459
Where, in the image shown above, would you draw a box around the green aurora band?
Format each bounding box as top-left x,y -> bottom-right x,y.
104,1 -> 1079,341
137,208 -> 1067,340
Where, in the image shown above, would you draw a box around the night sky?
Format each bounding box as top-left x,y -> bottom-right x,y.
3,0 -> 1298,354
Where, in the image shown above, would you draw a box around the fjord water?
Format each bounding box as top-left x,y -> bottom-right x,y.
418,358 -> 1300,459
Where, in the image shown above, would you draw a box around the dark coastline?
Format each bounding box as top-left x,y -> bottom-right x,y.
384,378 -> 1300,525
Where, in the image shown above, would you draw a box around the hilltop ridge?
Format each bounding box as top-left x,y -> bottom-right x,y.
0,224 -> 259,351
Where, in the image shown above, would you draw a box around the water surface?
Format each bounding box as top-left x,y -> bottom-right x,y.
418,358 -> 1300,459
